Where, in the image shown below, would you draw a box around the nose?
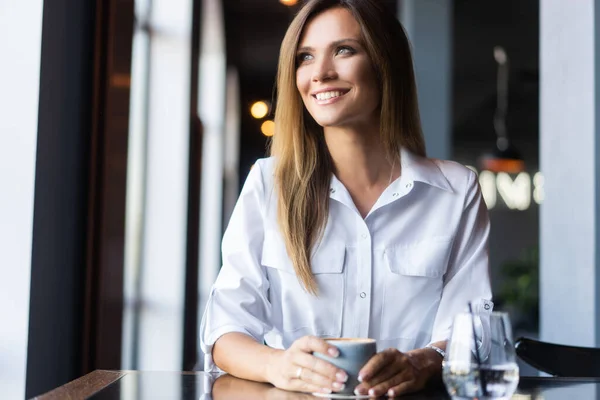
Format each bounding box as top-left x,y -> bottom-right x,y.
311,56 -> 337,82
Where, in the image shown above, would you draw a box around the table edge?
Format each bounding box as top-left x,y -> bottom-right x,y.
32,370 -> 128,400
520,376 -> 600,383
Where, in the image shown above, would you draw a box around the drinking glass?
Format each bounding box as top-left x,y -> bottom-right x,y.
442,311 -> 520,399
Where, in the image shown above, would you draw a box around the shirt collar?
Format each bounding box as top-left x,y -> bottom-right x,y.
328,147 -> 454,197
400,147 -> 453,193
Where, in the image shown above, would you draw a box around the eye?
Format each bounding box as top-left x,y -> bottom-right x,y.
296,52 -> 313,65
336,46 -> 356,56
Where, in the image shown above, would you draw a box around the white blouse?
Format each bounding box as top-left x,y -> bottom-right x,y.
200,148 -> 493,372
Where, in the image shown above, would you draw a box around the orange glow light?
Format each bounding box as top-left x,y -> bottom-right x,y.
261,120 -> 275,137
480,158 -> 525,174
280,0 -> 298,5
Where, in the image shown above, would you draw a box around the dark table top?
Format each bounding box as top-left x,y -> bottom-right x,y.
34,371 -> 600,400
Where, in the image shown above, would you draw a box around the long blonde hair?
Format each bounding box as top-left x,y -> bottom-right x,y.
270,0 -> 425,294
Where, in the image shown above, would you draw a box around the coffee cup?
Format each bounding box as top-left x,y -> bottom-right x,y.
313,338 -> 377,396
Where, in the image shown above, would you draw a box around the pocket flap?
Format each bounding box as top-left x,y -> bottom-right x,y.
261,230 -> 344,274
385,236 -> 452,278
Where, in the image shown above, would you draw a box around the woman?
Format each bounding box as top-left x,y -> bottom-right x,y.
201,0 -> 492,397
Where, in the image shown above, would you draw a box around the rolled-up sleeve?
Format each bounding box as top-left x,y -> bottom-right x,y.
200,160 -> 273,372
430,170 -> 493,347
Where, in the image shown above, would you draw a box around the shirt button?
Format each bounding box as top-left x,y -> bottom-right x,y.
361,233 -> 367,239
360,292 -> 367,298
392,192 -> 399,197
330,188 -> 336,194
484,304 -> 491,310
406,182 -> 413,189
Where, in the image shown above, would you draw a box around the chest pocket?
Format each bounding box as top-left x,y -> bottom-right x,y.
380,236 -> 453,341
386,236 -> 453,277
261,229 -> 345,344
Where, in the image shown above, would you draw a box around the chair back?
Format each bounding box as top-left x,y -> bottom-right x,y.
515,337 -> 600,377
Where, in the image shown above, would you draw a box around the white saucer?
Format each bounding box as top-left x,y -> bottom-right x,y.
312,392 -> 372,399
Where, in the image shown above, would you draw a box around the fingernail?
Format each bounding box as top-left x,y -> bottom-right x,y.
354,388 -> 363,396
357,374 -> 364,382
321,388 -> 332,394
368,388 -> 376,397
388,389 -> 395,397
328,347 -> 339,357
336,372 -> 348,382
332,382 -> 345,391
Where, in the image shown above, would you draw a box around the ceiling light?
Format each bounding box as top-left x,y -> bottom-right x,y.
250,101 -> 269,119
280,0 -> 298,5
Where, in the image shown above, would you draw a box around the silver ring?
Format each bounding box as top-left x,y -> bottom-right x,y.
296,367 -> 303,379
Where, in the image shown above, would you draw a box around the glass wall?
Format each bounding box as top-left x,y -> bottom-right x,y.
123,0 -> 230,370
123,0 -> 194,371
0,2 -> 44,397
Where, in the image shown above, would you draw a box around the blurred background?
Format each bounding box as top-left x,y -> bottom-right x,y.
3,0 -> 596,398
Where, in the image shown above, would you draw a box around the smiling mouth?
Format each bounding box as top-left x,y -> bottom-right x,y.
312,90 -> 350,102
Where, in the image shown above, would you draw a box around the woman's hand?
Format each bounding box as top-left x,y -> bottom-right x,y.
354,347 -> 442,398
266,336 -> 349,395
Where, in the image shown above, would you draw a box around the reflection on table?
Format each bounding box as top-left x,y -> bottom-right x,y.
34,370 -> 600,400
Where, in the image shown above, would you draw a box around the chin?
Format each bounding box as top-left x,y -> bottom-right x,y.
314,119 -> 336,127
311,113 -> 347,128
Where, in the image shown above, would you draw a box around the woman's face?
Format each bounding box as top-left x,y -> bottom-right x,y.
296,7 -> 380,129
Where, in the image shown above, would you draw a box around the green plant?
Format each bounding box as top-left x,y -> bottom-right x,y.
496,246 -> 539,331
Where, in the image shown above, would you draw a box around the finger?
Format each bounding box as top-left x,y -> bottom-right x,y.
358,348 -> 396,382
297,366 -> 347,393
365,372 -> 412,398
361,354 -> 410,388
361,364 -> 401,389
294,351 -> 348,384
292,368 -> 343,396
353,353 -> 392,395
295,336 -> 340,358
354,369 -> 399,396
294,379 -> 332,395
386,380 -> 417,398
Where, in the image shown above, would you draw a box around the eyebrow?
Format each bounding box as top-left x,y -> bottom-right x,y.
296,38 -> 362,53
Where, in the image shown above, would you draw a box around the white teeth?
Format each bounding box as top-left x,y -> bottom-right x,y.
315,91 -> 343,101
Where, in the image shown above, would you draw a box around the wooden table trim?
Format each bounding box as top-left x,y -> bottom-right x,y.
33,370 -> 127,400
